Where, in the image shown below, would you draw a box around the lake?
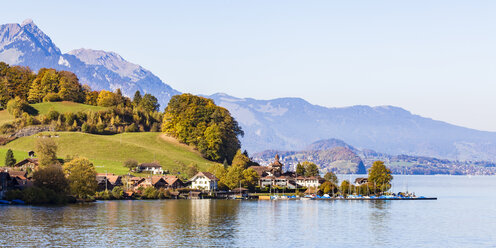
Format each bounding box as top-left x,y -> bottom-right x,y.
1,175 -> 495,247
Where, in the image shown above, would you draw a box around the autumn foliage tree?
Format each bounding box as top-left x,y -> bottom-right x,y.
368,160 -> 393,194
162,94 -> 244,162
63,157 -> 97,199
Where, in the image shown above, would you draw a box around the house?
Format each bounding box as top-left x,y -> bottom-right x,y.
138,163 -> 164,174
128,177 -> 146,187
354,177 -> 368,186
248,154 -> 284,178
295,176 -> 321,188
96,173 -> 123,191
259,176 -> 296,189
135,176 -> 168,189
13,158 -> 38,170
190,172 -> 219,191
163,175 -> 184,189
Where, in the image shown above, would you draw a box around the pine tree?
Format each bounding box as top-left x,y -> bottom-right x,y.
5,149 -> 16,167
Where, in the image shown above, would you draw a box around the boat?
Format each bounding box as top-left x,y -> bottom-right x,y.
11,199 -> 25,205
0,200 -> 10,205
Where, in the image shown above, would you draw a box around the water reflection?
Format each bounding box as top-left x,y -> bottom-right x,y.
2,176 -> 496,248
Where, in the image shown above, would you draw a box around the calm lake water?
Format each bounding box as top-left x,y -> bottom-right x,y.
1,175 -> 496,247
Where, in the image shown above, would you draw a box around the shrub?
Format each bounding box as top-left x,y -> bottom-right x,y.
111,186 -> 124,199
47,110 -> 60,121
43,93 -> 61,102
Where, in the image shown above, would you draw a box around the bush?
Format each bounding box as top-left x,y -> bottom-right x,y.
47,110 -> 60,121
142,187 -> 159,199
111,186 -> 124,199
6,97 -> 29,118
43,93 -> 61,102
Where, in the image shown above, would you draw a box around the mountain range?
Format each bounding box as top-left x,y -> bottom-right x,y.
1,19 -> 496,162
0,19 -> 179,108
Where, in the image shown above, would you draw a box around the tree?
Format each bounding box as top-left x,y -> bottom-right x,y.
207,163 -> 228,190
97,90 -> 119,107
111,186 -> 124,199
296,163 -> 305,176
340,180 -> 354,196
162,93 -> 244,162
138,93 -> 159,112
319,181 -> 338,195
35,137 -> 58,167
302,161 -> 319,177
368,160 -> 393,194
133,90 -> 142,107
63,157 -> 97,199
231,149 -> 250,169
5,149 -> 16,167
124,159 -> 138,171
324,171 -> 338,185
221,164 -> 244,190
33,164 -> 68,193
241,168 -> 259,189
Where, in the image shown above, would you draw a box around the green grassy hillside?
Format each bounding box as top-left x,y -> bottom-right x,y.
0,132 -> 218,175
0,101 -> 107,125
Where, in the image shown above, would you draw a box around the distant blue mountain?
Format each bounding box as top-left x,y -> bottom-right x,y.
0,19 -> 179,109
207,93 -> 496,161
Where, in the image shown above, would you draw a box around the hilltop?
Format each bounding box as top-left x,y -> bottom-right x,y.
1,132 -> 218,175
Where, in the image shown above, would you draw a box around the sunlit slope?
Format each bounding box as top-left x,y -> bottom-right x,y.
1,132 -> 218,175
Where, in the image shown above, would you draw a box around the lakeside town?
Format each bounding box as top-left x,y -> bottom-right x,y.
2,147 -> 426,204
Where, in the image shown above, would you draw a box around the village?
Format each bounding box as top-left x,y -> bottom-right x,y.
1,151 -> 375,201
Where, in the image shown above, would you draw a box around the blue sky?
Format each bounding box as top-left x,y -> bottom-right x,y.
1,1 -> 495,131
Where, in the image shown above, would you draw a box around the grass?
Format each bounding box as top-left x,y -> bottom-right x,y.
0,132 -> 219,175
0,101 -> 107,126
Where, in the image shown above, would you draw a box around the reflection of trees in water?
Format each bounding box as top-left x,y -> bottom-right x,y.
368,201 -> 392,246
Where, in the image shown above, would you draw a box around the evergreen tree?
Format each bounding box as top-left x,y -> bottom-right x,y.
133,90 -> 142,107
5,149 -> 16,167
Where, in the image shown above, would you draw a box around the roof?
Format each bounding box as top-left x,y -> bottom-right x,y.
164,175 -> 182,185
8,171 -> 27,178
107,175 -> 121,184
14,158 -> 38,167
354,177 -> 368,184
151,176 -> 167,185
139,163 -> 162,168
248,166 -> 271,177
191,172 -> 219,181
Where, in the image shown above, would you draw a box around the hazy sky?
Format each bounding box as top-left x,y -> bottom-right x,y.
1,1 -> 495,131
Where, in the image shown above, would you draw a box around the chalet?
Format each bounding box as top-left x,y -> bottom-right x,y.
135,176 -> 168,189
163,175 -> 184,189
354,177 -> 368,186
13,158 -> 38,170
138,163 -> 164,174
190,172 -> 219,191
96,173 -> 123,191
128,177 -> 146,187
